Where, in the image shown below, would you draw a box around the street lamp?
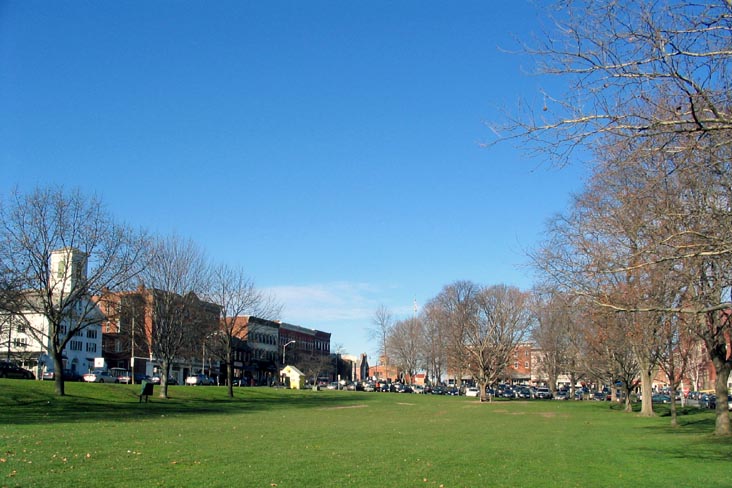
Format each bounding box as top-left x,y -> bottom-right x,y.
283,340 -> 296,365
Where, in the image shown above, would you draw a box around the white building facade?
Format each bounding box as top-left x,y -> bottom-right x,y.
1,248 -> 103,377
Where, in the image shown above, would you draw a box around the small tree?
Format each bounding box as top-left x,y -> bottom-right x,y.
369,305 -> 393,367
142,234 -> 211,399
205,263 -> 281,398
386,317 -> 424,383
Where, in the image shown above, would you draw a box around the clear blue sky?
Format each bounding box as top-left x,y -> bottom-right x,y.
0,1 -> 585,357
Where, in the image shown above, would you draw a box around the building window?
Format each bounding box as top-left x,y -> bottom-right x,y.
524,361 -> 529,369
86,343 -> 97,353
86,329 -> 97,339
13,338 -> 27,348
513,361 -> 519,369
70,340 -> 83,351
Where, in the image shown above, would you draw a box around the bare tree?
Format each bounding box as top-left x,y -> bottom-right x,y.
386,317 -> 424,382
532,146 -> 672,415
656,311 -> 694,426
299,353 -> 334,389
205,262 -> 281,398
495,1 -> 731,432
465,285 -> 533,403
533,128 -> 732,431
0,187 -> 147,396
530,289 -> 577,393
431,281 -> 480,387
422,300 -> 448,384
494,0 -> 732,166
142,234 -> 212,399
583,307 -> 641,413
370,304 -> 393,367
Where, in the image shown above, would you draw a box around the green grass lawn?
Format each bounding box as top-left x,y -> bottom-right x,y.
0,380 -> 730,487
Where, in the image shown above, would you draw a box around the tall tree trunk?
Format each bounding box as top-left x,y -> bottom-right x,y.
712,360 -> 731,436
638,363 -> 655,417
52,347 -> 65,396
159,359 -> 170,399
226,350 -> 234,398
669,392 -> 678,427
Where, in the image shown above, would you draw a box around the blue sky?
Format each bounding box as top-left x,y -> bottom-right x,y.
0,1 -> 585,357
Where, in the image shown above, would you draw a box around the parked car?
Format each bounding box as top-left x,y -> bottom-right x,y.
185,374 -> 213,386
363,382 -> 375,392
727,395 -> 732,411
114,371 -> 133,384
134,373 -> 152,383
699,393 -> 716,409
42,369 -> 83,382
445,387 -> 460,396
536,388 -> 553,399
380,383 -> 396,393
515,387 -> 533,399
83,370 -> 118,383
430,385 -> 446,395
651,394 -> 672,404
501,388 -> 516,399
593,391 -> 607,401
0,361 -> 35,379
465,387 -> 480,397
554,390 -> 569,400
116,372 -> 150,384
151,375 -> 178,385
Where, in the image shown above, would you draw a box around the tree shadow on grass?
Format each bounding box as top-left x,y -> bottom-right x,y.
634,427 -> 732,463
0,380 -> 376,425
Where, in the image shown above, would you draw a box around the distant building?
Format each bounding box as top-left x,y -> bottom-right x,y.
279,322 -> 331,362
99,285 -> 221,384
230,316 -> 280,386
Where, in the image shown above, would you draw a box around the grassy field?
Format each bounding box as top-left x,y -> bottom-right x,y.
0,380 -> 730,488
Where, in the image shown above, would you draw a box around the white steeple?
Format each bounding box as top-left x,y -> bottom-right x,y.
50,248 -> 88,296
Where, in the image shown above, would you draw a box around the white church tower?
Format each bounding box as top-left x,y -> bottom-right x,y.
50,248 -> 87,297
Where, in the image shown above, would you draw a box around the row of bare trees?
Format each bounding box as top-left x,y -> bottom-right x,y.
495,0 -> 732,435
0,187 -> 279,398
373,281 -> 534,403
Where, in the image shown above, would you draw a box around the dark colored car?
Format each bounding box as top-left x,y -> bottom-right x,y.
501,388 -> 516,399
42,369 -> 83,382
430,386 -> 446,395
651,394 -> 671,404
151,375 -> 178,385
445,387 -> 460,396
0,361 -> 35,379
699,393 -> 716,409
515,387 -> 533,399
